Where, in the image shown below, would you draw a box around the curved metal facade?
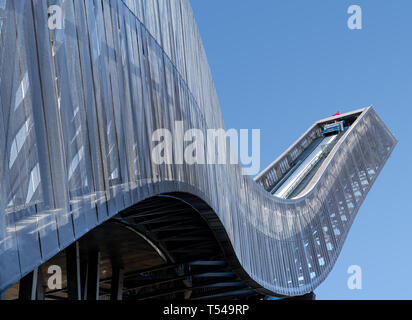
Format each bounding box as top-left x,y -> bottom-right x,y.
0,0 -> 396,296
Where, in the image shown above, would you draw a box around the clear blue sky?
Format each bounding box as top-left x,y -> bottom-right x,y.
190,0 -> 412,299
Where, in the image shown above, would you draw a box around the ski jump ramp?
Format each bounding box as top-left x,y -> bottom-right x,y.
0,0 -> 396,298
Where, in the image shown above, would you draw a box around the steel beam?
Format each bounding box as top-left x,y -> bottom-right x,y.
110,266 -> 124,301
18,268 -> 38,300
66,242 -> 82,300
86,251 -> 101,300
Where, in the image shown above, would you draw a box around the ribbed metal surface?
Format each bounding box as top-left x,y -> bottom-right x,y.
0,0 -> 396,296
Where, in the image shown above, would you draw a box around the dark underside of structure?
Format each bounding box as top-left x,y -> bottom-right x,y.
5,194 -> 314,301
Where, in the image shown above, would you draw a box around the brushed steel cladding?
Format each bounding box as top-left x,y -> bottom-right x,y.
0,0 -> 396,296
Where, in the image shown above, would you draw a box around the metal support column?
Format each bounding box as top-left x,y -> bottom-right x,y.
36,270 -> 44,300
18,268 -> 38,300
66,242 -> 81,300
86,251 -> 100,300
80,257 -> 88,300
110,266 -> 124,301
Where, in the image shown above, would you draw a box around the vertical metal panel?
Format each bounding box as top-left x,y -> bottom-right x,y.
0,0 -> 21,288
0,0 -> 397,297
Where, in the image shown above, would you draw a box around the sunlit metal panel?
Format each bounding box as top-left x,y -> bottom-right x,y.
0,0 -> 396,296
